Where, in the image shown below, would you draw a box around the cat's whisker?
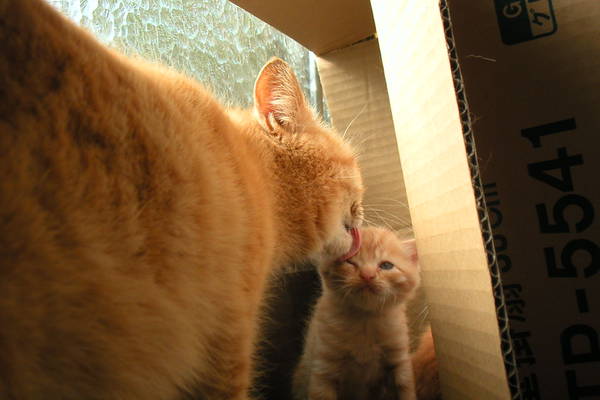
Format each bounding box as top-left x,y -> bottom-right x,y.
351,133 -> 378,157
377,215 -> 394,230
364,212 -> 409,221
365,200 -> 410,208
352,131 -> 375,148
363,213 -> 409,224
342,288 -> 354,304
361,216 -> 377,228
364,195 -> 410,204
363,206 -> 409,215
363,208 -> 406,231
364,216 -> 410,230
362,207 -> 411,226
362,205 -> 409,216
341,103 -> 368,142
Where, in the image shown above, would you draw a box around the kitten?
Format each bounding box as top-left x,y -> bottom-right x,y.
293,226 -> 420,400
0,1 -> 363,399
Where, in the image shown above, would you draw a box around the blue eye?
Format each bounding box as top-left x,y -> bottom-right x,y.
379,261 -> 394,270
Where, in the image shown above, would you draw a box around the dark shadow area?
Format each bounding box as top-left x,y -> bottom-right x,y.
253,266 -> 322,400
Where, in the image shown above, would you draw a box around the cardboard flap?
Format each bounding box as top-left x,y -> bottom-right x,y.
229,0 -> 375,55
371,0 -> 511,398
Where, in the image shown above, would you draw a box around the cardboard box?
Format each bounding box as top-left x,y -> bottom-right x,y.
231,0 -> 599,399
436,2 -> 600,399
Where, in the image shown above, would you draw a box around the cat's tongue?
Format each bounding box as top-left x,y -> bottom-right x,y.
338,227 -> 361,262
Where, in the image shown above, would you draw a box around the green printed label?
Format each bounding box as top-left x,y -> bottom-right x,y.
495,0 -> 557,45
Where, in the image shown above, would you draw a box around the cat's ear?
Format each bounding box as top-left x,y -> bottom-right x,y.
253,57 -> 314,134
402,239 -> 419,266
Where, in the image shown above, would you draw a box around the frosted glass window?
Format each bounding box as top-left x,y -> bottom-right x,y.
47,0 -> 326,115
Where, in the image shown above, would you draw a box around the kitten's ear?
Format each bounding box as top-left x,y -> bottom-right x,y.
253,57 -> 314,134
402,239 -> 419,266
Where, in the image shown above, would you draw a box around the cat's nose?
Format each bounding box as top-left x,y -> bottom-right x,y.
359,271 -> 375,282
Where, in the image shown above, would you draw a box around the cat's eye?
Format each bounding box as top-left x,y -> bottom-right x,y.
350,202 -> 359,216
379,261 -> 394,270
350,201 -> 363,218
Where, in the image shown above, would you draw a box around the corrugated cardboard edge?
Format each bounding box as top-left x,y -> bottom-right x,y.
439,1 -> 520,397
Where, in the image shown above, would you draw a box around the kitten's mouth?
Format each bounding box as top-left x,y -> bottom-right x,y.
352,283 -> 379,296
337,227 -> 361,262
363,285 -> 378,294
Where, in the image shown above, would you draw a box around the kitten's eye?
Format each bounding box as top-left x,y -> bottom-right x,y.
379,261 -> 394,270
346,260 -> 358,268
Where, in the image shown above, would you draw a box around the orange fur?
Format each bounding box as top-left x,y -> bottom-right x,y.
293,227 -> 420,400
412,328 -> 441,400
0,1 -> 363,399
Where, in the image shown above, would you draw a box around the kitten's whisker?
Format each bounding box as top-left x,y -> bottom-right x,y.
411,305 -> 430,331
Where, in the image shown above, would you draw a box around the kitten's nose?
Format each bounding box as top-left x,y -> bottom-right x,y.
360,271 -> 375,282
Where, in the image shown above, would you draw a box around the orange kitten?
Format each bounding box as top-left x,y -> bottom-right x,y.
293,226 -> 420,400
0,1 -> 363,399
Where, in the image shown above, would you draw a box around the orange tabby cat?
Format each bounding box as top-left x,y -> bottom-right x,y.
293,226 -> 420,400
0,1 -> 364,399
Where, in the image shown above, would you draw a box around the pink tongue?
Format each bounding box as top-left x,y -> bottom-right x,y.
338,227 -> 361,262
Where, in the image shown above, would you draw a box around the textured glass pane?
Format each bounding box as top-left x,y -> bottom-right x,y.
47,0 -> 325,114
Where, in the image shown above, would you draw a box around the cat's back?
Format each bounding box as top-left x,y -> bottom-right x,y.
0,1 -> 275,398
0,0 -> 232,225
0,0 -> 266,289
0,0 -> 271,271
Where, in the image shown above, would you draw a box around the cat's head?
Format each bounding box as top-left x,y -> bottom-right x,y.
252,58 -> 364,262
319,226 -> 420,311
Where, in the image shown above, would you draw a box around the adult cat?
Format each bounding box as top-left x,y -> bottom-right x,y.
0,1 -> 364,399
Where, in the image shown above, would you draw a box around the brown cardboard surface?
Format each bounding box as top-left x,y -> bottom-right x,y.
317,39 -> 411,233
371,1 -> 511,399
229,0 -> 375,55
447,1 -> 600,398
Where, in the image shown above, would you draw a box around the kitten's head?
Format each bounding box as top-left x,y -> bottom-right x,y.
252,58 -> 364,262
319,226 -> 420,311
